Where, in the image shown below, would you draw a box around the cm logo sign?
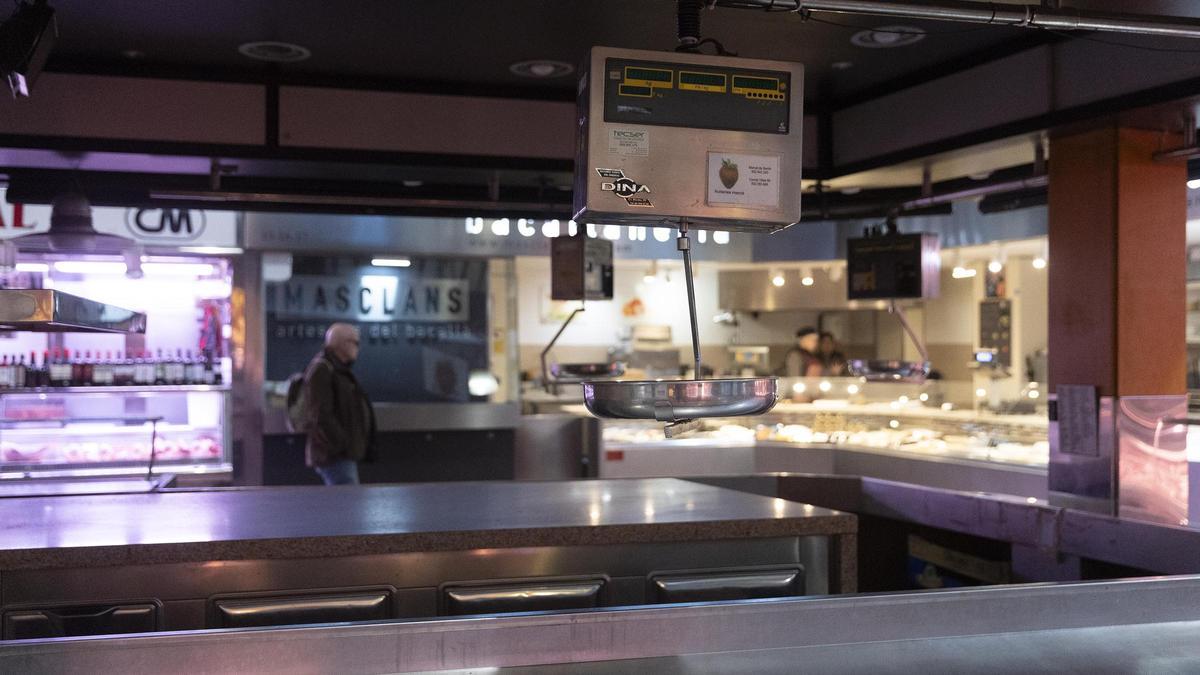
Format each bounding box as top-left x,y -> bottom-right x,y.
125,208 -> 207,242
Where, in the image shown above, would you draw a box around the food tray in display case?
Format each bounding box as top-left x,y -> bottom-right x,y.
0,385 -> 230,478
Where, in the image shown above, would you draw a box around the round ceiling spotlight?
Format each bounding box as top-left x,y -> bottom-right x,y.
830,61 -> 854,71
238,41 -> 312,63
509,60 -> 574,79
850,26 -> 926,49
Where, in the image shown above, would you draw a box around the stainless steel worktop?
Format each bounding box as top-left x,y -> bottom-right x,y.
0,478 -> 854,570
6,575 -> 1200,674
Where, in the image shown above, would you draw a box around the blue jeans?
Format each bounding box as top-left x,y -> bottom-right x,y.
315,459 -> 360,485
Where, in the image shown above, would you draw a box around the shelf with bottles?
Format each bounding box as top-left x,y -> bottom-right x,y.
0,386 -> 229,477
0,348 -> 226,391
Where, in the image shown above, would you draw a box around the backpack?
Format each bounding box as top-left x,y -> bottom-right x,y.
285,372 -> 309,433
286,357 -> 334,433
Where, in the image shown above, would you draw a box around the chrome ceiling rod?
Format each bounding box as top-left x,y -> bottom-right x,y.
713,0 -> 1200,39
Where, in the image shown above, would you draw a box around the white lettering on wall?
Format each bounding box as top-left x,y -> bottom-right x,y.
461,216 -> 729,246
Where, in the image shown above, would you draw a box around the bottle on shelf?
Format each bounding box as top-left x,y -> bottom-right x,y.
69,349 -> 82,386
106,350 -> 117,386
172,345 -> 183,384
154,348 -> 167,386
80,350 -> 94,386
202,350 -> 217,385
29,351 -> 43,388
184,349 -> 194,385
138,350 -> 153,386
113,350 -> 129,386
49,349 -> 71,387
91,351 -> 111,386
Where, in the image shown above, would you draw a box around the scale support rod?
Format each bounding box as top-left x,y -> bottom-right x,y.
678,224 -> 703,381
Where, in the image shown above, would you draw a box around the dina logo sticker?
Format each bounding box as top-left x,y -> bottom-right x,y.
718,158 -> 739,189
595,168 -> 652,207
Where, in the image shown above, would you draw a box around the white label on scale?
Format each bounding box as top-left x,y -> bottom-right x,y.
706,152 -> 780,209
608,128 -> 650,156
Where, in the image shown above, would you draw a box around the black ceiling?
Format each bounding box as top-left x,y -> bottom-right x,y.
9,1 -> 1200,218
39,0 -> 1050,104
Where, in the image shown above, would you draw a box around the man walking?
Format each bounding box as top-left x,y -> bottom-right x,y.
304,322 -> 375,485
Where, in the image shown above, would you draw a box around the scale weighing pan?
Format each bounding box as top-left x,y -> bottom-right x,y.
582,377 -> 778,423
847,359 -> 931,383
553,362 -> 626,379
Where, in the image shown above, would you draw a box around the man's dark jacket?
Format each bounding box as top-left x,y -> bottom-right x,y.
303,348 -> 375,467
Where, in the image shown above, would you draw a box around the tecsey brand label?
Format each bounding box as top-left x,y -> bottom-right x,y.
595,168 -> 653,207
608,128 -> 649,156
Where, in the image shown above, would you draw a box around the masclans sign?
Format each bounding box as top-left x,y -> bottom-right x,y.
266,275 -> 469,323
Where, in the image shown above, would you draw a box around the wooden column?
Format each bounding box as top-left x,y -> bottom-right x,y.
1048,127 -> 1186,397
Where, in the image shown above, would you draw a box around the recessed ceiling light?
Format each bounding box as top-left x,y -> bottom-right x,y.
238,41 -> 311,63
840,186 -> 862,195
830,61 -> 854,70
401,180 -> 423,187
509,60 -> 574,78
850,26 -> 926,48
122,49 -> 145,60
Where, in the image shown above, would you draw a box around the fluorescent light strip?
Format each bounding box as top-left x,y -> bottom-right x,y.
177,246 -> 244,255
52,261 -> 219,277
371,258 -> 411,268
141,262 -> 217,276
14,262 -> 49,273
53,261 -> 127,274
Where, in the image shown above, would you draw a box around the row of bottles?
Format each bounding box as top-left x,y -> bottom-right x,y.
0,349 -> 223,389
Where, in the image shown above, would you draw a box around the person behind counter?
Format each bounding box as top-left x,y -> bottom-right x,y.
780,327 -> 823,377
819,331 -> 848,376
303,322 -> 376,485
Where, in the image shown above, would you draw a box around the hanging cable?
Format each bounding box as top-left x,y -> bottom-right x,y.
677,0 -> 703,47
675,0 -> 738,55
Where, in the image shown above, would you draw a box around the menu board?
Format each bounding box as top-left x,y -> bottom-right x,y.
846,232 -> 940,300
265,256 -> 489,403
978,299 -> 1012,368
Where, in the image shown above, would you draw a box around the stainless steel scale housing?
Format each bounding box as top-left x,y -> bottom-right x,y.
573,47 -> 805,434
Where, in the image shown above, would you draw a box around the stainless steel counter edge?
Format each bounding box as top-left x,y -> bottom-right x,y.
0,517 -> 856,572
692,473 -> 1200,576
4,575 -> 1200,674
608,438 -> 1049,473
263,402 -> 520,434
0,479 -> 855,571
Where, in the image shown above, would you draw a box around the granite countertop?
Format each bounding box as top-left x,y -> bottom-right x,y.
0,478 -> 855,571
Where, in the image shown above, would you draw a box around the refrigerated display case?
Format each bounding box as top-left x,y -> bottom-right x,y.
0,385 -> 230,479
562,376 -> 1049,494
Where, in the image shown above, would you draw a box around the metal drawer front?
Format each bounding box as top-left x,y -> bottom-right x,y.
212,590 -> 392,628
651,568 -> 804,603
444,580 -> 605,616
3,602 -> 160,640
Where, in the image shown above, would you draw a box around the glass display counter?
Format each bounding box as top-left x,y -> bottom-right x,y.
545,376 -> 1049,490
0,385 -> 230,479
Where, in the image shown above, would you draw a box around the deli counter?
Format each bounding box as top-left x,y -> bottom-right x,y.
525,376 -> 1049,497
0,385 -> 232,486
